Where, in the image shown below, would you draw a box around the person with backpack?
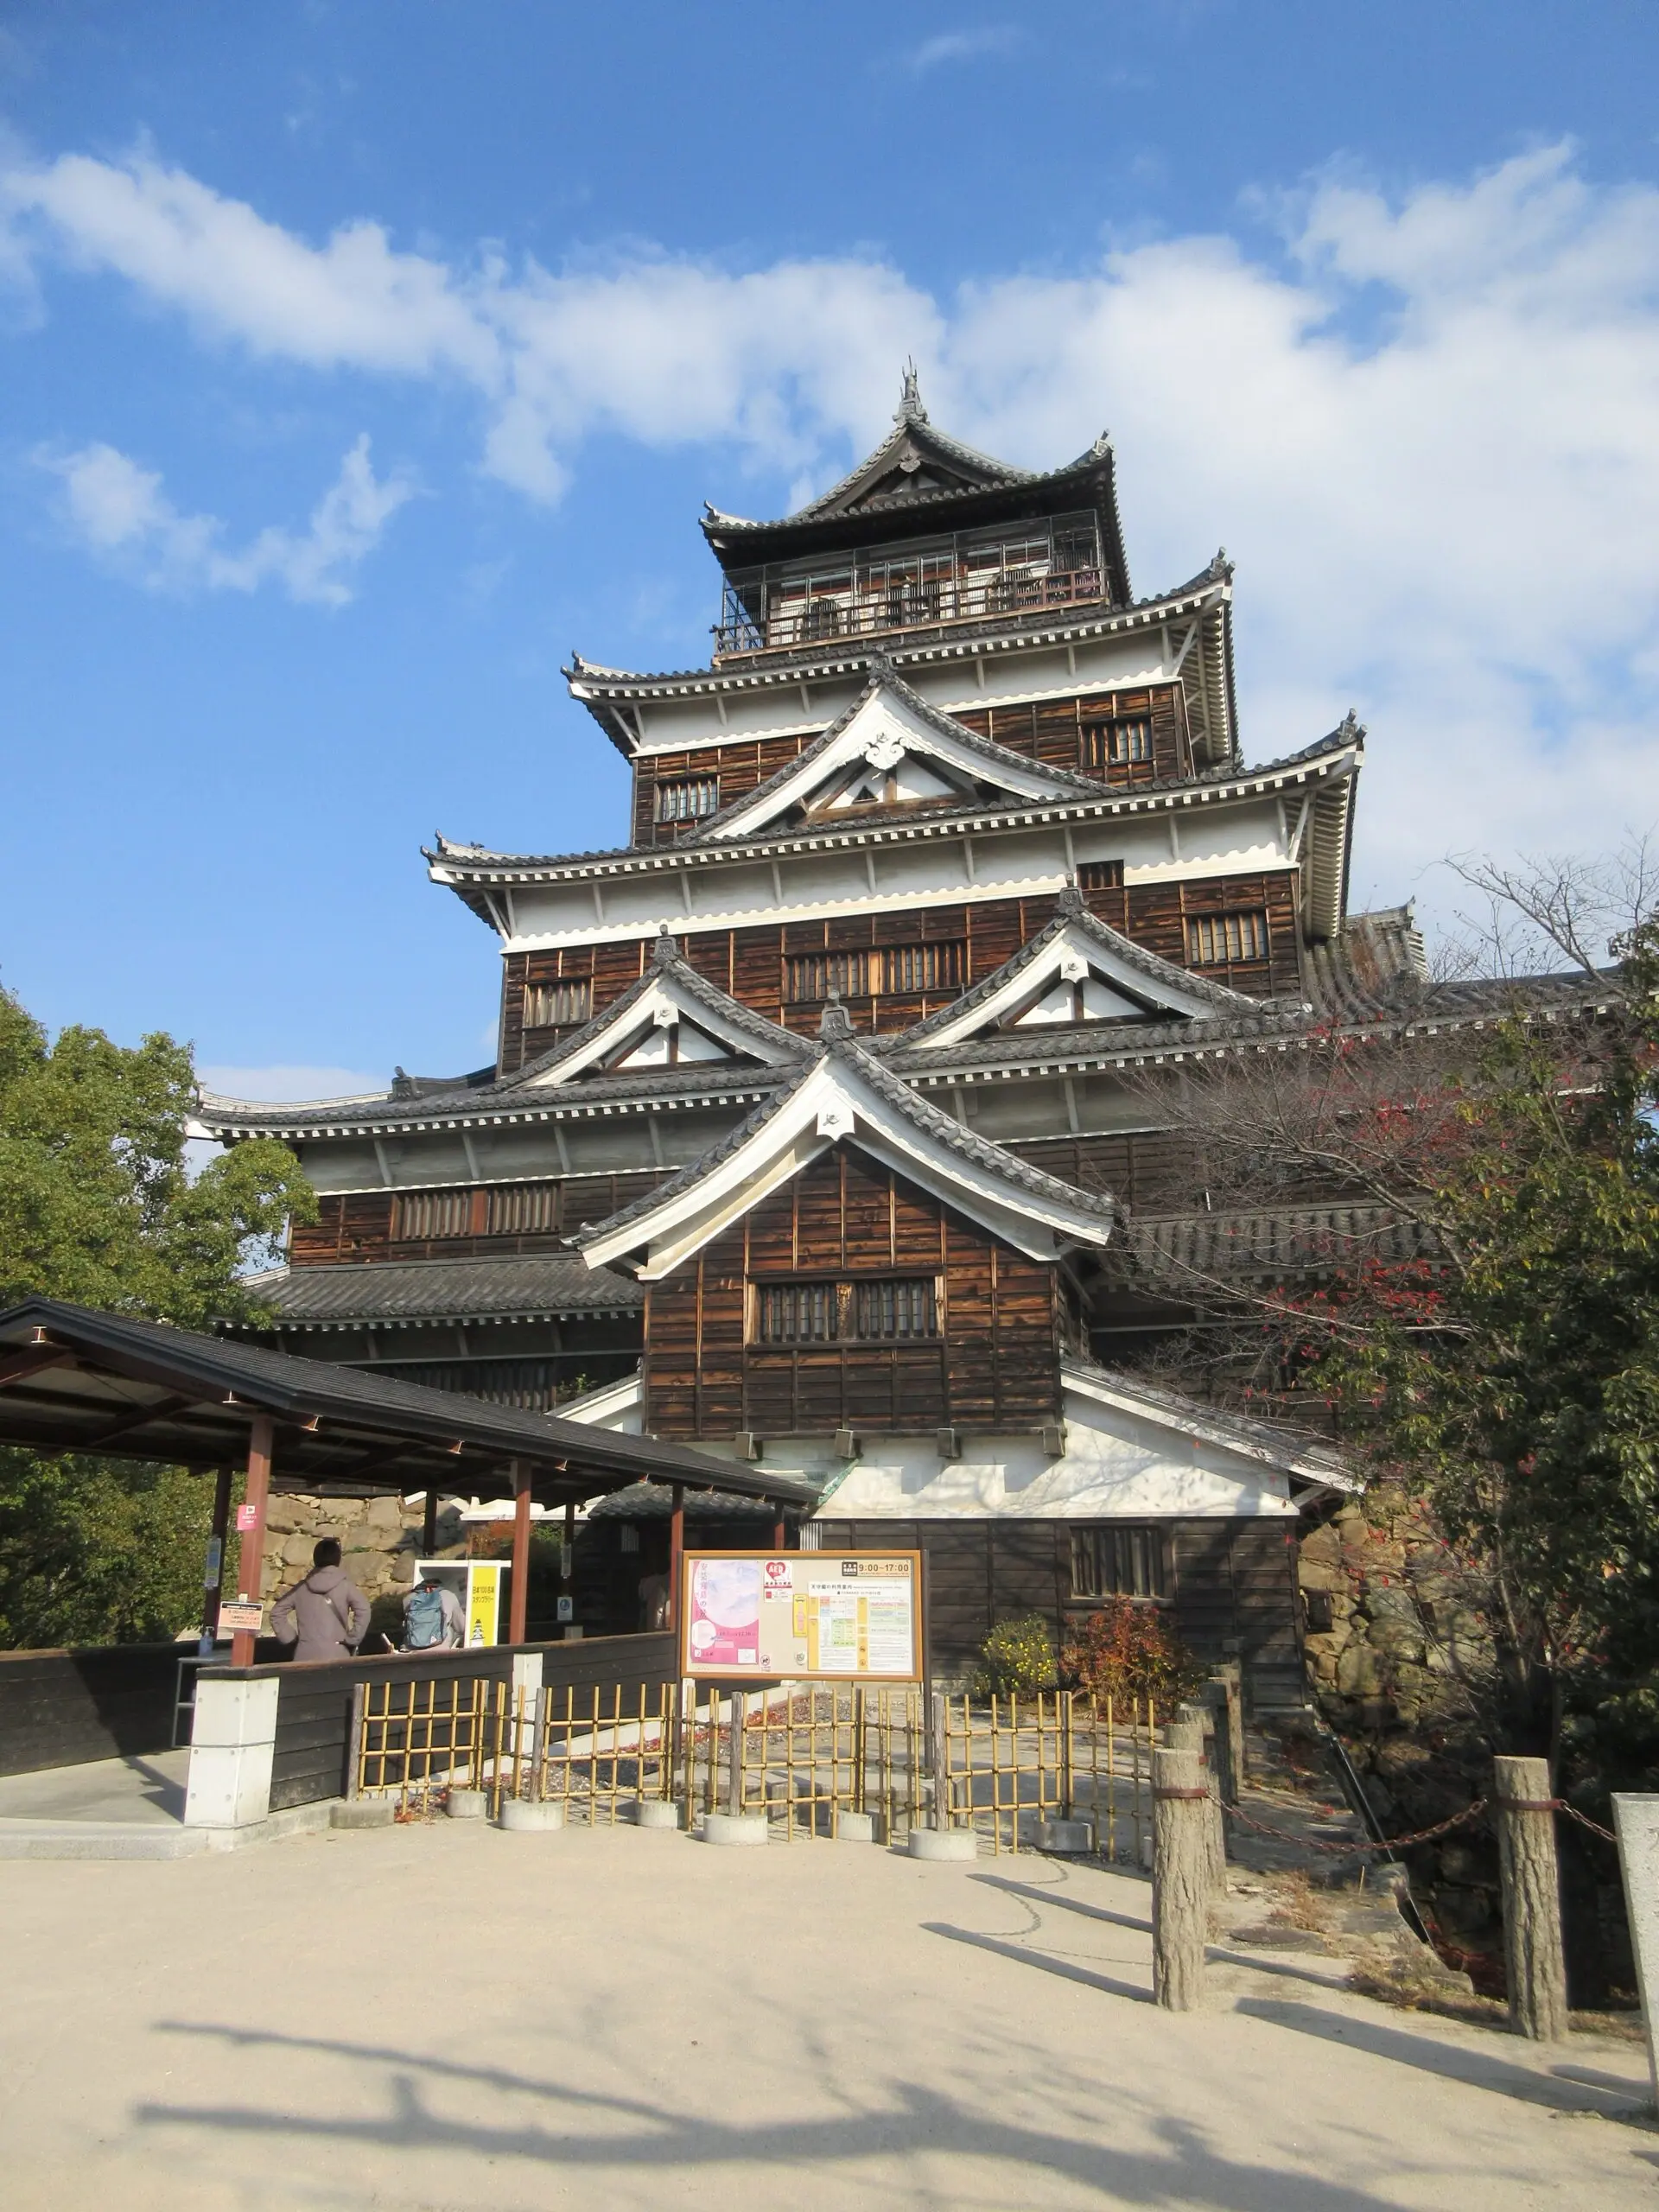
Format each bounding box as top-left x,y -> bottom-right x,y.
404,1573 -> 465,1651
269,1539 -> 372,1663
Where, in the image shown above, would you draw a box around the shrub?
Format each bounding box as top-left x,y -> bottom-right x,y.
973,1613 -> 1058,1700
1061,1597 -> 1207,1709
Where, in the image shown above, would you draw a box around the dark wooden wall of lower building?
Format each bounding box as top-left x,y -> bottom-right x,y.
812,1516 -> 1304,1708
0,1642 -> 185,1777
500,870 -> 1302,1071
644,1150 -> 1062,1440
291,1171 -> 666,1266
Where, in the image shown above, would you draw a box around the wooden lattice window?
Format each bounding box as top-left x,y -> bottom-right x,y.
485,1183 -> 560,1236
754,1277 -> 939,1344
391,1190 -> 473,1241
784,943 -> 964,1002
1070,1525 -> 1168,1601
1077,860 -> 1124,893
523,977 -> 592,1028
1185,911 -> 1269,967
881,941 -> 963,994
655,775 -> 720,824
1083,717 -> 1152,771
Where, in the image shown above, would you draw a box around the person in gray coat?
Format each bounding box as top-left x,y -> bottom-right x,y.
270,1539 -> 372,1662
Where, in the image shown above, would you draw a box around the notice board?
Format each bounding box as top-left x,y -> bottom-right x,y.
679,1551 -> 922,1682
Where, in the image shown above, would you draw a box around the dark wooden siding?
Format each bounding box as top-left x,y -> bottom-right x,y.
498,870 -> 1300,1066
289,1173 -> 666,1268
815,1515 -> 1303,1707
950,683 -> 1191,785
0,1643 -> 183,1777
632,734 -> 809,848
643,1151 -> 1062,1440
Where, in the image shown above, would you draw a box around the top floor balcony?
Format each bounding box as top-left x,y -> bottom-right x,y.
714,512 -> 1109,660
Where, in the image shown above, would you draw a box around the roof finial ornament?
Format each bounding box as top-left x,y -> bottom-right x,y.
1338,708 -> 1363,741
652,924 -> 680,965
894,359 -> 929,425
1207,546 -> 1234,582
1058,879 -> 1084,917
819,990 -> 854,1044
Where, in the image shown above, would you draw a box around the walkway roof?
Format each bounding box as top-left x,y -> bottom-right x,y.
0,1299 -> 813,1510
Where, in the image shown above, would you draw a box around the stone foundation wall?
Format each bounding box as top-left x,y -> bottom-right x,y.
256,1495 -> 467,1609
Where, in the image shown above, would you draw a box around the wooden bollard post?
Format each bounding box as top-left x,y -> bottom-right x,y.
1153,1745 -> 1211,2010
726,1690 -> 747,1817
1204,1677 -> 1243,1808
1494,1754 -> 1569,2042
1171,1710 -> 1227,1896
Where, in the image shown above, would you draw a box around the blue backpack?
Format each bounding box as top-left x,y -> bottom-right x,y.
406,1585 -> 446,1649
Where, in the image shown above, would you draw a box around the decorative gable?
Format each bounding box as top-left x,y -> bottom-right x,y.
698,671 -> 1104,844
577,1013 -> 1114,1281
899,887 -> 1260,1051
513,935 -> 810,1090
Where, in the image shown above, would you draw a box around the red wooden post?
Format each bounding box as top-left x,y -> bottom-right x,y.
772,1506 -> 786,1552
508,1460 -> 531,1646
231,1414 -> 274,1668
668,1481 -> 685,1637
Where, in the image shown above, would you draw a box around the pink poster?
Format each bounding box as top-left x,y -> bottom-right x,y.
687,1557 -> 762,1669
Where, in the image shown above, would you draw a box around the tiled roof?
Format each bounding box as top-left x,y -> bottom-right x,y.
243,1255 -> 645,1327
1062,1356 -> 1352,1484
897,885 -> 1257,1046
426,721 -> 1353,881
505,934 -> 814,1081
575,1019 -> 1115,1259
683,662 -> 1109,842
1107,1205 -> 1435,1293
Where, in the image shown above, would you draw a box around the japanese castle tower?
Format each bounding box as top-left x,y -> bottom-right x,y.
204,371 -> 1414,1695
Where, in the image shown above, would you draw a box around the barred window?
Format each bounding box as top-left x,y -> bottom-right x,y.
882,940 -> 963,994
523,977 -> 591,1028
1070,1525 -> 1167,1601
783,942 -> 963,1002
1083,717 -> 1152,771
1185,910 -> 1269,966
655,775 -> 719,823
485,1182 -> 560,1236
1077,860 -> 1123,893
754,1277 -> 939,1344
392,1189 -> 474,1241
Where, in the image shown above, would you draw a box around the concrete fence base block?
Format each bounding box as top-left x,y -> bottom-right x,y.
330,1798 -> 396,1831
702,1812 -> 770,1847
445,1789 -> 489,1821
1039,1817 -> 1093,1853
499,1799 -> 565,1834
631,1799 -> 682,1830
908,1826 -> 978,1863
836,1811 -> 877,1843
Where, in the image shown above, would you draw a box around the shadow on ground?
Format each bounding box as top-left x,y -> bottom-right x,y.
137,2020 -> 1474,2209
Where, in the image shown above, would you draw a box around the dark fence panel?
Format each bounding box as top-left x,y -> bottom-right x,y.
259,1631 -> 678,1811
0,1643 -> 181,1776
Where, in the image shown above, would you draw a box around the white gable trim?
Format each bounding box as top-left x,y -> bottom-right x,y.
916,918 -> 1230,1047
519,971 -> 796,1087
580,1056 -> 1114,1280
703,682 -> 1089,842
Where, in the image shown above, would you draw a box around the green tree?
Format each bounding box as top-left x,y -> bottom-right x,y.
0,984 -> 316,1646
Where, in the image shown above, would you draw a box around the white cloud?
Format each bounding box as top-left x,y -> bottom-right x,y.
902,26 -> 1021,73
38,432 -> 415,605
6,139 -> 1659,909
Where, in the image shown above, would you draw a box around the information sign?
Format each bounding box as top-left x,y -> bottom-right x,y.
216,1599 -> 264,1635
679,1551 -> 921,1682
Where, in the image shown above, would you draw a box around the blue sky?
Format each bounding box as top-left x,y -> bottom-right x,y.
3,2 -> 1657,1096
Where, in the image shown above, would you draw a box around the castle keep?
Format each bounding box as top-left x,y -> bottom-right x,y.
201,372 -> 1413,1698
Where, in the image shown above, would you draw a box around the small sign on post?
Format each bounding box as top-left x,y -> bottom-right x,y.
678,1551 -> 921,1681
216,1599 -> 264,1636
234,1503 -> 260,1533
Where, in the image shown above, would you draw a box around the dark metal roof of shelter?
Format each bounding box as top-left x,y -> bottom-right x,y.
0,1300 -> 813,1509
242,1255 -> 645,1330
